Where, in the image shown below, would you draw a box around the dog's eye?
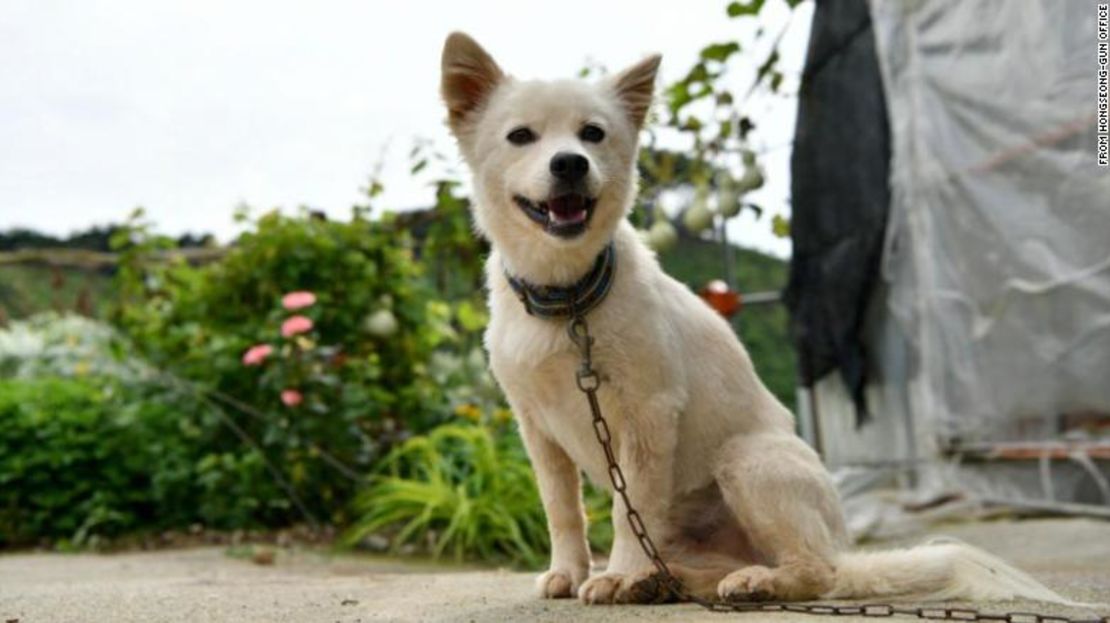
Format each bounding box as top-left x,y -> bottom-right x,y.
579,124 -> 605,143
506,127 -> 536,145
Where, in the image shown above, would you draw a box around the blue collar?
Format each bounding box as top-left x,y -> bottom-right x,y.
504,243 -> 616,319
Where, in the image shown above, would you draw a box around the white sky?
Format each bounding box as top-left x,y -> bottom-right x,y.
0,0 -> 812,258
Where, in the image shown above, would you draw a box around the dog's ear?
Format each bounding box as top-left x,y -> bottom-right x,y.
441,32 -> 504,132
608,54 -> 662,129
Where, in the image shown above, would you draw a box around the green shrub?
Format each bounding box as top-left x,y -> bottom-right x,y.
1,379 -> 165,545
0,373 -> 304,547
110,209 -> 459,526
0,312 -> 302,542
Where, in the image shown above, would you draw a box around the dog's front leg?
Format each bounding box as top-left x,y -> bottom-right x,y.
516,413 -> 591,599
579,401 -> 679,605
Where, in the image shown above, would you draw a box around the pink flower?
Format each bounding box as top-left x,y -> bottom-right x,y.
241,344 -> 274,366
281,315 -> 313,337
280,389 -> 303,407
282,291 -> 317,311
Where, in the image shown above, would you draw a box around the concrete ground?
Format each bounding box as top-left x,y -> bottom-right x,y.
1,519 -> 1108,623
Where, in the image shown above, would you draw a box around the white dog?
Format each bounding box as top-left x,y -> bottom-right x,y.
439,32 -> 1069,607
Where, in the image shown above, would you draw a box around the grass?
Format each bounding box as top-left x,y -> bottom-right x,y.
342,424 -> 552,567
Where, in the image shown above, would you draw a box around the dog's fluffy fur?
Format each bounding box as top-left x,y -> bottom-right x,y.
439,32 -> 1072,607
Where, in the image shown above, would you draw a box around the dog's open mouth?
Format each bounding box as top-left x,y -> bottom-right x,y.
513,193 -> 596,238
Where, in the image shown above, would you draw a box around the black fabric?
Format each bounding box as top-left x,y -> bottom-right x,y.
784,0 -> 891,425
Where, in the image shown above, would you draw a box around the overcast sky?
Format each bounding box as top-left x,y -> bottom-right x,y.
0,1 -> 813,258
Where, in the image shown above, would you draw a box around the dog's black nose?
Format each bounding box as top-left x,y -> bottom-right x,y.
549,152 -> 589,183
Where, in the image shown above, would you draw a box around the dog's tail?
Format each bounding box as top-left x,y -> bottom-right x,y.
824,538 -> 1085,605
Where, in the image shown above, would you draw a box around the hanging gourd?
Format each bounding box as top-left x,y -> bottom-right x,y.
717,173 -> 742,218
683,184 -> 714,233
646,219 -> 678,252
736,150 -> 765,193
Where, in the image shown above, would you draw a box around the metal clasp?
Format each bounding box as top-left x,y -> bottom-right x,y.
567,315 -> 592,360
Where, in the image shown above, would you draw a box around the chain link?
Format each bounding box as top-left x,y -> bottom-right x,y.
566,314 -> 1108,623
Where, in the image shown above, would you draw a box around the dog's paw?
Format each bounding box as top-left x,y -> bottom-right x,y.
578,573 -> 625,605
535,568 -> 585,599
616,567 -> 677,604
718,565 -> 777,602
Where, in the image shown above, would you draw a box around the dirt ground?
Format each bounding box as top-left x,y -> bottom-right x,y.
1,518 -> 1108,623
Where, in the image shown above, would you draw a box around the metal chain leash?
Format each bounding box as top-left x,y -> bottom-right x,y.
566,314 -> 1109,623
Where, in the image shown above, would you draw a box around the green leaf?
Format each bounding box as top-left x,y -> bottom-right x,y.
681,117 -> 703,133
756,49 -> 781,86
772,214 -> 791,238
738,116 -> 756,139
456,301 -> 488,333
685,62 -> 710,83
727,0 -> 765,18
699,41 -> 741,63
717,120 -> 733,140
770,71 -> 784,93
666,82 -> 692,116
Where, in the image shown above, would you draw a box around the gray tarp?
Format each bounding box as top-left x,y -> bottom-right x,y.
869,0 -> 1110,441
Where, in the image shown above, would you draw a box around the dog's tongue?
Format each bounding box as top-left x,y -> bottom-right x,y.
547,195 -> 588,224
